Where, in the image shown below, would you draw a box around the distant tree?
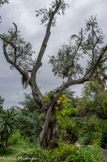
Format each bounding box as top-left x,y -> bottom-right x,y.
76,81 -> 107,118
17,94 -> 42,141
0,108 -> 18,149
62,89 -> 78,108
0,0 -> 107,148
0,96 -> 4,112
92,65 -> 107,93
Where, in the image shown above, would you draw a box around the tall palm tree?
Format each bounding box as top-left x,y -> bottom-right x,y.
0,108 -> 18,149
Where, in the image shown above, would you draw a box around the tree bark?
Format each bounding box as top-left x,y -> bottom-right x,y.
39,105 -> 59,148
4,138 -> 8,149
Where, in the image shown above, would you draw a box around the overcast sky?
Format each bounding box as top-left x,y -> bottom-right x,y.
0,0 -> 107,109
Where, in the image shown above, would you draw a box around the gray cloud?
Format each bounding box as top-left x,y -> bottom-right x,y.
0,0 -> 107,108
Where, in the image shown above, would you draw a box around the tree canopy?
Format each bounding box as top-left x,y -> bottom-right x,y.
49,16 -> 107,80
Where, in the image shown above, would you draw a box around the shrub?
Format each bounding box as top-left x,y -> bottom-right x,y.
8,130 -> 21,145
59,117 -> 78,144
78,116 -> 102,145
49,144 -> 105,162
55,95 -> 78,144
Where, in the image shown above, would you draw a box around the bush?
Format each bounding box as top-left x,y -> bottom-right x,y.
59,117 -> 78,144
49,144 -> 105,162
8,130 -> 21,145
78,116 -> 102,145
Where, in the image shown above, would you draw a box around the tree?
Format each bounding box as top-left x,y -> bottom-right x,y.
0,96 -> 4,112
0,0 -> 107,148
0,108 -> 18,149
17,94 -> 42,141
76,81 -> 107,119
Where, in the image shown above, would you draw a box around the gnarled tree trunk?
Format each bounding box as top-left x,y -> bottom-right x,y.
39,105 -> 59,148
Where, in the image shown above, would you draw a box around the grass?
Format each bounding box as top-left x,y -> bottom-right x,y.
0,141 -> 105,162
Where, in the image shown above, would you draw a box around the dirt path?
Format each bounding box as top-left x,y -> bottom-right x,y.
102,149 -> 107,162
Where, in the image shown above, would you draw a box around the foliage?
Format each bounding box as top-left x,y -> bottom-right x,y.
18,94 -> 42,141
55,95 -> 78,144
55,95 -> 77,129
62,89 -> 78,107
11,140 -> 49,162
0,93 -> 106,161
0,108 -> 18,148
19,94 -> 40,113
98,90 -> 107,118
76,81 -> 107,118
78,115 -> 102,145
5,141 -> 104,162
49,16 -> 106,79
35,0 -> 69,26
50,144 -> 104,162
75,81 -> 107,147
0,147 -> 13,155
33,111 -> 42,139
45,91 -> 54,102
1,28 -> 34,71
83,81 -> 102,99
60,117 -> 78,144
8,130 -> 21,145
55,95 -> 77,121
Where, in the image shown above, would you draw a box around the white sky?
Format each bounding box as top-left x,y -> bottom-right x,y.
0,0 -> 107,108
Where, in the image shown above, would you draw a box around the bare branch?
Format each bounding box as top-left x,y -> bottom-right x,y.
0,35 -> 17,61
0,23 -> 18,63
84,45 -> 107,80
74,28 -> 83,56
49,45 -> 107,103
2,42 -> 28,78
99,57 -> 107,64
48,76 -> 87,104
30,1 -> 62,106
63,28 -> 84,79
0,23 -> 32,91
33,0 -> 62,73
89,45 -> 107,78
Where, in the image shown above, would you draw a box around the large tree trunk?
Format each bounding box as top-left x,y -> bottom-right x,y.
39,105 -> 59,148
